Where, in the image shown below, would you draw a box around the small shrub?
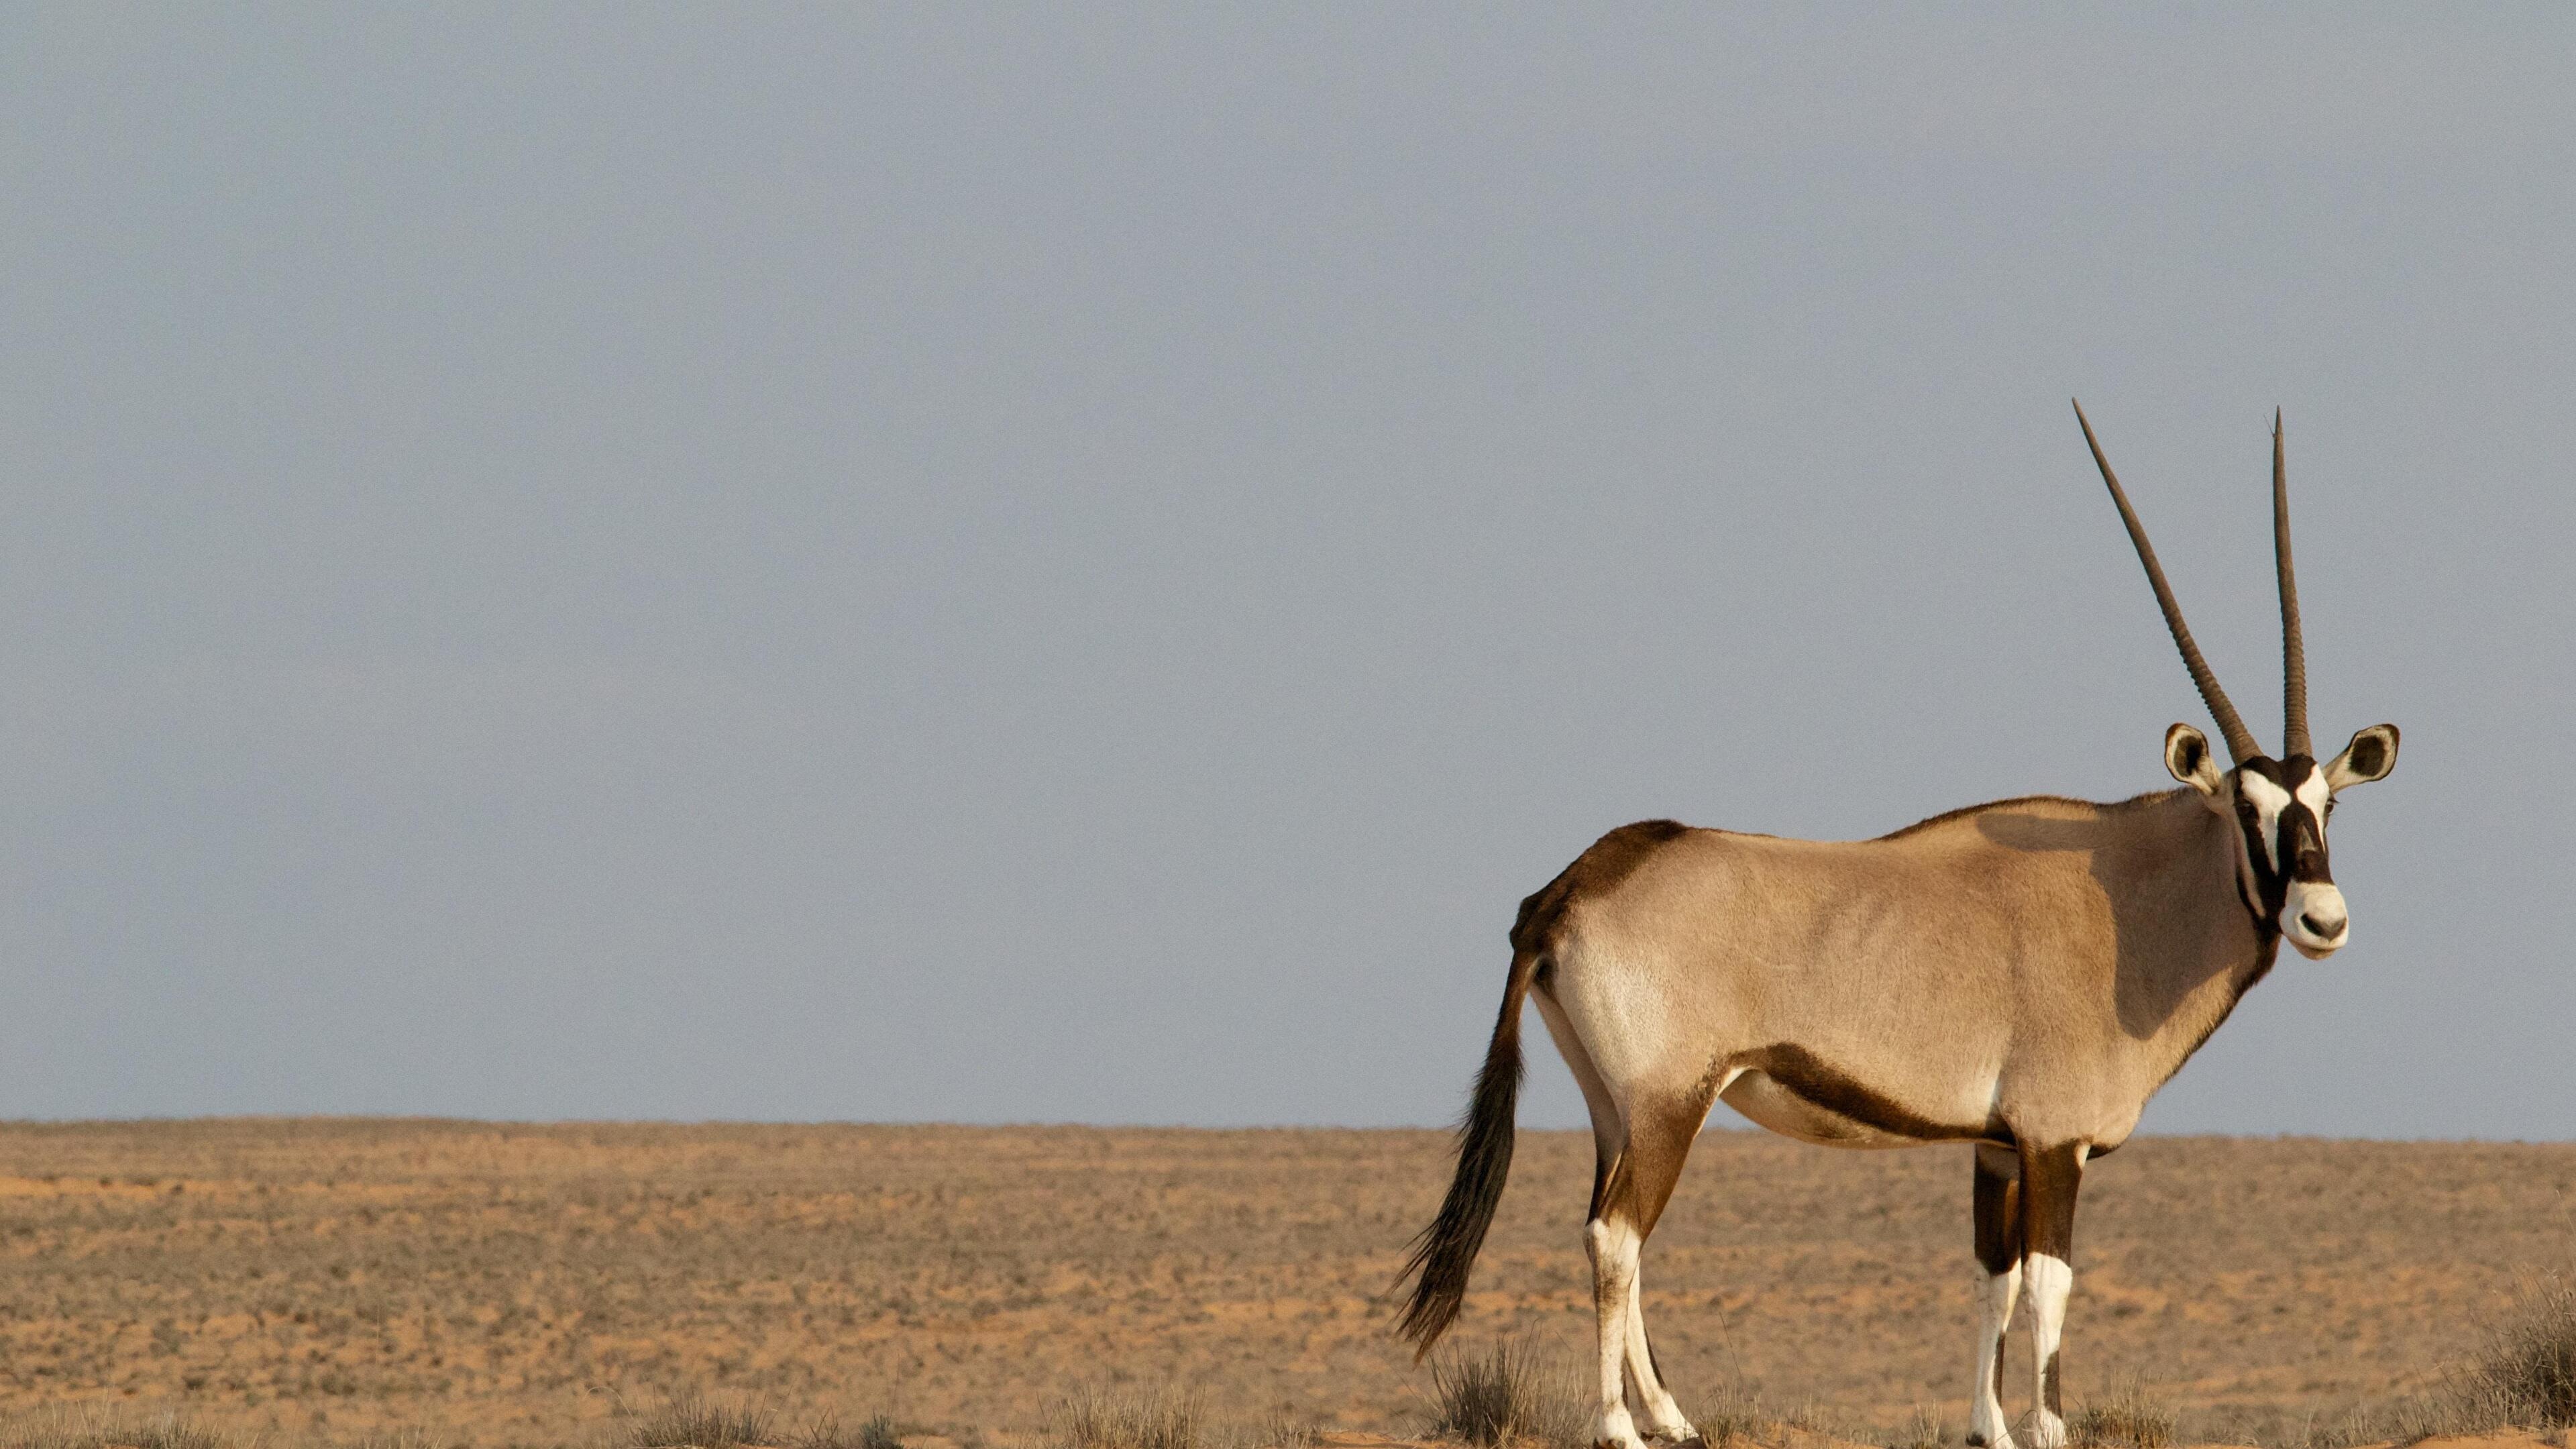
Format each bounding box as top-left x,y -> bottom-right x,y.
1049,1387 -> 1200,1449
2071,1377 -> 2174,1449
859,1415 -> 906,1449
628,1389 -> 775,1448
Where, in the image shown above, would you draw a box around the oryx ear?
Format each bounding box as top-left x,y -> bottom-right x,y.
2165,723 -> 2226,799
2325,722 -> 2399,792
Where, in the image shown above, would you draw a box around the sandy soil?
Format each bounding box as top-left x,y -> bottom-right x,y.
0,1120 -> 2569,1445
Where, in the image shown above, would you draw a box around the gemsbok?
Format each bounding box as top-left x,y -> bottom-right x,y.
1395,402 -> 2400,1449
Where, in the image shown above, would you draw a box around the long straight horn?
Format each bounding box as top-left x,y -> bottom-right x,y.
2273,408 -> 2311,758
2072,399 -> 2261,765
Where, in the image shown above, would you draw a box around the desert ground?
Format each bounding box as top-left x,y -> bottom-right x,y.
0,1120 -> 2570,1447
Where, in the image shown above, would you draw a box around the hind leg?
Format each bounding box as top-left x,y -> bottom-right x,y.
1585,1088 -> 1714,1448
1540,990 -> 1654,1449
1543,994 -> 1652,1449
1616,1093 -> 1710,1444
1624,1270 -> 1694,1442
1537,991 -> 1711,1448
1585,1209 -> 1648,1449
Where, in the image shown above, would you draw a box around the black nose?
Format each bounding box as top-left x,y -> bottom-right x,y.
2300,911 -> 2344,938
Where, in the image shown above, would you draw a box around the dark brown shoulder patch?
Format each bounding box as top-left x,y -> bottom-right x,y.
1511,819 -> 1693,954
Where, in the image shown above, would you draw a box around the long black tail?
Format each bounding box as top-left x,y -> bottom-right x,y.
1393,945 -> 1542,1356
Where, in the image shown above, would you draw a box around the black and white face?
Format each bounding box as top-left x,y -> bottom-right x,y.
2164,722 -> 2400,959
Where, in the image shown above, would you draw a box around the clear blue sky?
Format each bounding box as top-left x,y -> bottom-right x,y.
5,7 -> 2569,1136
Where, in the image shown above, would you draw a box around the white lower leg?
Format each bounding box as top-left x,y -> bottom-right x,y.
1968,1261 -> 2022,1449
1586,1216 -> 1646,1449
2023,1254 -> 2073,1449
1623,1263 -> 1696,1441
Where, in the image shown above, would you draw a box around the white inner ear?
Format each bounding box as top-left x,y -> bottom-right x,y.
2167,731 -> 2224,798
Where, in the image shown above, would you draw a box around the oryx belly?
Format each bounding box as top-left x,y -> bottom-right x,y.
1718,1042 -> 2000,1148
1719,1069 -> 1923,1148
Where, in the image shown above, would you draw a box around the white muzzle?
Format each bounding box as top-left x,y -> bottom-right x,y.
2282,881 -> 2349,959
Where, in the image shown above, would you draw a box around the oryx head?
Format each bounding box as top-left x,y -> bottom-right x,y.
2074,402 -> 2400,960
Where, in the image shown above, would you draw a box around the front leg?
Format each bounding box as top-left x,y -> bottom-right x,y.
2019,1141 -> 2088,1449
1968,1144 -> 2023,1449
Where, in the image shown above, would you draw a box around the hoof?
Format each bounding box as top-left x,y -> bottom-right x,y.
1593,1408 -> 1648,1449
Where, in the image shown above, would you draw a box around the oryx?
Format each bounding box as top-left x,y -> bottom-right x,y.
1394,402 -> 2400,1449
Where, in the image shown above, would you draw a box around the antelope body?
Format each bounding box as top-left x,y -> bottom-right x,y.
1395,405 -> 2400,1449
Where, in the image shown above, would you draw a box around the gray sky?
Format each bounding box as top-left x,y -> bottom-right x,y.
4,7 -> 2570,1138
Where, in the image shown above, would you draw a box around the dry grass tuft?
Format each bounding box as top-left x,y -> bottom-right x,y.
1426,1339 -> 1583,1447
0,1409 -> 231,1449
782,1412 -> 904,1449
1691,1381 -> 1772,1449
1783,1395 -> 1856,1443
1887,1405 -> 1953,1449
625,1390 -> 775,1448
2071,1376 -> 2175,1449
1046,1387 -> 1200,1449
2284,1272 -> 2576,1447
2453,1273 -> 2576,1430
1896,1402 -> 1947,1444
2217,1403 -> 2376,1449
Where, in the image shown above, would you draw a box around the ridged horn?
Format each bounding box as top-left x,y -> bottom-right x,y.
2273,409 -> 2311,759
2072,399 -> 2261,765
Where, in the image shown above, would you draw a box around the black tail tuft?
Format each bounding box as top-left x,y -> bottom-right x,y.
1393,947 -> 1541,1356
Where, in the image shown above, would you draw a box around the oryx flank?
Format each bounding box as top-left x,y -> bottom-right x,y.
1395,402 -> 2400,1449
